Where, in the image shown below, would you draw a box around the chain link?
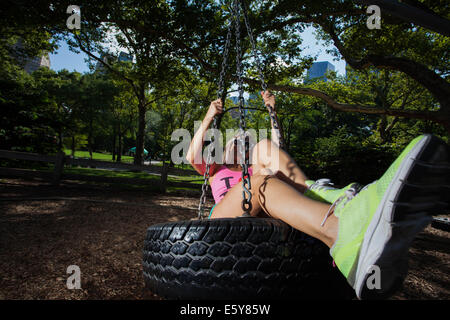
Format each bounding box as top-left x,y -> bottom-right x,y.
216,19 -> 233,100
198,117 -> 218,219
198,15 -> 233,219
233,0 -> 252,215
241,0 -> 266,92
241,0 -> 283,149
199,0 -> 279,218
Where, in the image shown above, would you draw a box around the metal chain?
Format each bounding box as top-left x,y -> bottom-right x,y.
241,0 -> 266,92
198,15 -> 233,220
199,0 -> 261,218
233,0 -> 252,215
216,19 -> 233,100
197,117 -> 217,219
241,0 -> 283,149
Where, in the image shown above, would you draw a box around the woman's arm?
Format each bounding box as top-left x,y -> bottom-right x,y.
186,99 -> 223,176
261,91 -> 285,147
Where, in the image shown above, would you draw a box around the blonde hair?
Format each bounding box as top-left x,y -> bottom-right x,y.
223,131 -> 256,165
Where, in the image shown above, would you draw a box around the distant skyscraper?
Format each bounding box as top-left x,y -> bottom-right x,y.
248,92 -> 259,102
305,61 -> 335,83
23,55 -> 51,74
95,51 -> 133,72
229,96 -> 240,119
118,51 -> 133,62
230,96 -> 239,104
230,94 -> 259,106
229,95 -> 256,119
11,40 -> 51,74
95,53 -> 113,71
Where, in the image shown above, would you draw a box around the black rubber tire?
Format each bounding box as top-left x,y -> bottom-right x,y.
143,217 -> 354,300
432,217 -> 450,232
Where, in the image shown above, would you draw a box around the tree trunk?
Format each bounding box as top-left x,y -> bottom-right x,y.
71,135 -> 76,157
135,100 -> 146,165
117,126 -> 123,162
58,130 -> 63,152
88,119 -> 93,160
112,126 -> 116,161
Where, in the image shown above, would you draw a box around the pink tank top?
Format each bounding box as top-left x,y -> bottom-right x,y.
210,165 -> 253,204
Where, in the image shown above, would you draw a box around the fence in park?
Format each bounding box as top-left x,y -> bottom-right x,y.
0,150 -> 205,193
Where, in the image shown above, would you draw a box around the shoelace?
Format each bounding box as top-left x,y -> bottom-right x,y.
320,186 -> 359,227
309,178 -> 334,191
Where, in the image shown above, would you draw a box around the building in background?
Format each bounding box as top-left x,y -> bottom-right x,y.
228,93 -> 262,119
229,96 -> 240,119
118,51 -> 133,63
23,55 -> 51,74
95,53 -> 113,72
11,40 -> 51,74
248,92 -> 259,102
230,94 -> 261,106
305,61 -> 335,83
96,51 -> 133,72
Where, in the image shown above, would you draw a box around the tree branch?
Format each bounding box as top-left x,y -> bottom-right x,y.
73,32 -> 139,97
91,15 -> 449,128
242,77 -> 444,123
355,0 -> 450,37
144,93 -> 172,108
324,24 -> 450,111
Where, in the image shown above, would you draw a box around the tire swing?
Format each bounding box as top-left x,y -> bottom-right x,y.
142,0 -> 353,300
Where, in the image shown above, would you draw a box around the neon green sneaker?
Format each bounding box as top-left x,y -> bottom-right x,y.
304,179 -> 361,204
328,134 -> 449,299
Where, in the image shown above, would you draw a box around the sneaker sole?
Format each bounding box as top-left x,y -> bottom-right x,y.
354,134 -> 450,299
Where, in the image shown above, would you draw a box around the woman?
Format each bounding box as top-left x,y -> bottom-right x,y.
186,91 -> 449,299
187,92 -> 310,216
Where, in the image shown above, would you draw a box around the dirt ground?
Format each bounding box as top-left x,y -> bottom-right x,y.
0,178 -> 448,300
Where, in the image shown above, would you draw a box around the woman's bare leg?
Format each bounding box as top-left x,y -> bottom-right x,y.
211,173 -> 338,248
251,139 -> 309,193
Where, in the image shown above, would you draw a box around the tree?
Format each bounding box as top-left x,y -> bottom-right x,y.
66,1 -> 190,164
260,0 -> 450,131
76,73 -> 119,158
0,65 -> 60,154
118,0 -> 448,132
3,0 -> 448,130
109,81 -> 139,162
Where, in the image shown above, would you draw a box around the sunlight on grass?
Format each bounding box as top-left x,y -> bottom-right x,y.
63,149 -> 134,163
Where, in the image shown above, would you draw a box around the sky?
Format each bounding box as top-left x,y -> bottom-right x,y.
299,26 -> 346,76
50,41 -> 91,73
49,26 -> 346,76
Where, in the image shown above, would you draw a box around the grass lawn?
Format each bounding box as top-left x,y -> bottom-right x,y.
66,167 -> 202,183
43,165 -> 203,187
63,149 -> 195,171
63,150 -> 190,169
63,149 -> 134,163
59,167 -> 203,193
5,150 -> 203,192
63,167 -> 159,179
